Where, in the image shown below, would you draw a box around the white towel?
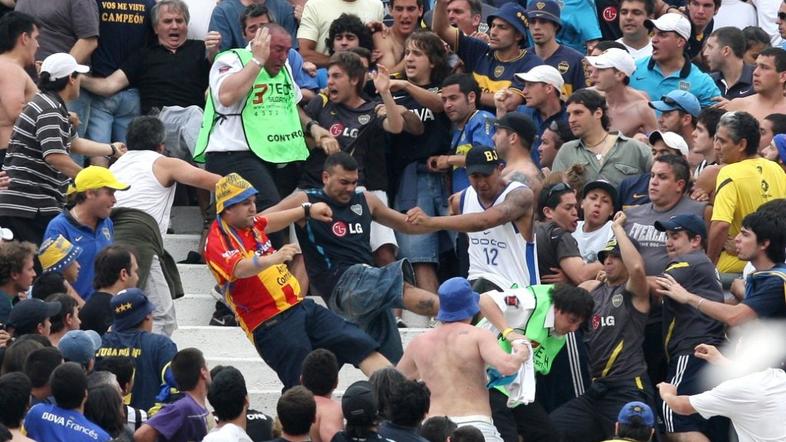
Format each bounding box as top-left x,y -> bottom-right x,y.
506,339 -> 536,407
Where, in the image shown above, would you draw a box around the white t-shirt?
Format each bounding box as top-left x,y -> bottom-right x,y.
206,50 -> 302,153
184,0 -> 216,39
203,423 -> 254,442
572,221 -> 614,263
689,368 -> 786,442
616,38 -> 653,61
296,0 -> 385,54
714,0 -> 757,30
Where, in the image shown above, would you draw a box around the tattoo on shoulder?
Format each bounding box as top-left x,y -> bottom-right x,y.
507,172 -> 531,186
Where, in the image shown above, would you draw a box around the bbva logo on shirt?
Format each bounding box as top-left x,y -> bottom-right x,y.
41,411 -> 102,440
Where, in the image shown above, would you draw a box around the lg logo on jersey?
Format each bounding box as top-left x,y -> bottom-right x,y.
332,221 -> 363,237
592,314 -> 615,329
329,123 -> 359,138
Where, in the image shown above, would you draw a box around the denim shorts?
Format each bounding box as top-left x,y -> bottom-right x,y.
394,171 -> 451,264
329,259 -> 415,363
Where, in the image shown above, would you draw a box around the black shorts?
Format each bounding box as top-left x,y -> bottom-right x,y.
660,354 -> 714,434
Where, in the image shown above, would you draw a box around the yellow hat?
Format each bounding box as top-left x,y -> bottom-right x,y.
67,166 -> 130,195
215,173 -> 258,213
39,235 -> 82,272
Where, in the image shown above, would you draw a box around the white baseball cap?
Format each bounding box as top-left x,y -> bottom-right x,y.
649,131 -> 689,157
514,65 -> 565,90
645,13 -> 691,41
0,227 -> 12,241
585,48 -> 637,77
40,53 -> 89,81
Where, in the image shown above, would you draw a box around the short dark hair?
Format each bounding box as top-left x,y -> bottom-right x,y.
550,284 -> 594,321
764,113 -> 786,136
441,73 -> 480,108
654,154 -> 691,194
277,386 -> 316,436
326,13 -> 373,55
538,182 -> 574,214
710,27 -> 745,59
208,366 -> 248,421
0,372 -> 31,428
742,208 -> 786,264
94,357 -> 134,394
405,31 -> 451,84
389,380 -> 430,428
390,0 -> 423,7
696,107 -> 725,138
324,151 -> 358,172
451,426 -> 484,442
759,47 -> 786,72
37,72 -> 77,93
419,416 -> 457,442
1,338 -> 44,375
51,362 -> 88,410
31,271 -> 67,301
301,349 -> 338,396
85,383 -> 125,437
328,51 -> 367,94
619,0 -> 655,16
593,40 -> 629,53
127,116 -> 166,152
0,241 -> 36,286
93,244 -> 135,289
718,111 -> 760,155
241,3 -> 270,30
617,418 -> 653,441
45,293 -> 78,334
743,26 -> 771,52
369,367 -> 406,420
171,348 -> 206,392
689,0 -> 720,11
566,89 -> 610,131
0,12 -> 40,53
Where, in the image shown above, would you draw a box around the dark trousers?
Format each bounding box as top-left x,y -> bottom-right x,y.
490,389 -> 558,442
0,214 -> 55,246
206,151 -> 299,248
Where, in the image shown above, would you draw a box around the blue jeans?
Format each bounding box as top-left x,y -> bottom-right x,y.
84,88 -> 141,143
395,170 -> 451,264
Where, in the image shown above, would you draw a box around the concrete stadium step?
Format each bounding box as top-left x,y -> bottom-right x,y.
164,233 -> 202,264
178,263 -> 215,295
169,206 -> 205,235
174,293 -> 328,326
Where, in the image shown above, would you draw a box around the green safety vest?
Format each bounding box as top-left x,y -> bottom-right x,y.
494,284 -> 567,396
194,48 -> 309,164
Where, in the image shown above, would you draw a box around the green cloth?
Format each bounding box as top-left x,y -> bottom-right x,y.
194,48 -> 309,164
110,208 -> 184,299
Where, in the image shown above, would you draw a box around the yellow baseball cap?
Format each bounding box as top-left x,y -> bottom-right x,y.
67,166 -> 130,195
215,173 -> 258,214
39,234 -> 82,272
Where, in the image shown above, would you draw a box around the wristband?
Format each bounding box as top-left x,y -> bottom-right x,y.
250,57 -> 263,67
252,253 -> 262,268
108,143 -> 117,157
305,120 -> 318,134
696,297 -> 706,312
501,327 -> 514,339
302,202 -> 312,219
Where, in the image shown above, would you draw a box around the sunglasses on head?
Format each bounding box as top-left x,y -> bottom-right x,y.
545,182 -> 572,206
661,96 -> 687,113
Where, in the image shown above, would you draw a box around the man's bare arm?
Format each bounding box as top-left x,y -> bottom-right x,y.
155,157 -> 221,190
70,37 -> 98,64
298,39 -> 331,67
81,70 -> 130,97
614,212 -> 649,313
707,220 -> 730,264
432,0 -> 459,49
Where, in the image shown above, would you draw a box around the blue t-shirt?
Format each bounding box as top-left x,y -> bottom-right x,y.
209,0 -> 297,50
530,44 -> 588,96
97,329 -> 178,411
553,0 -> 602,52
288,50 -> 319,91
515,104 -> 567,167
91,0 -> 156,77
451,110 -> 495,193
628,56 -> 721,107
617,173 -> 650,209
743,263 -> 786,319
146,394 -> 209,442
43,211 -> 114,299
24,403 -> 111,442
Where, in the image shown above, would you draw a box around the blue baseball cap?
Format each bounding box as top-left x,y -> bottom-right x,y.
648,90 -> 701,118
773,133 -> 786,164
58,330 -> 102,366
617,401 -> 655,427
525,0 -> 561,27
436,277 -> 480,322
654,214 -> 707,239
111,288 -> 155,331
487,3 -> 529,40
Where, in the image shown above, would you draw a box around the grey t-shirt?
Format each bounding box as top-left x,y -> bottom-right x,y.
535,221 -> 581,278
663,250 -> 726,356
586,284 -> 648,380
624,196 -> 706,276
15,0 -> 99,60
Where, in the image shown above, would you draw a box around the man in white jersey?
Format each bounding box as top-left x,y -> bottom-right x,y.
406,145 -> 538,292
109,116 -> 221,335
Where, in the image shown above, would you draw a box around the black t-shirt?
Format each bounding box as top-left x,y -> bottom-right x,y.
535,221 -> 581,278
120,40 -> 210,113
301,95 -> 388,191
389,84 -> 451,172
595,0 -> 622,41
332,431 -> 392,442
295,189 -> 374,298
245,409 -> 274,441
687,19 -> 713,61
80,291 -> 114,335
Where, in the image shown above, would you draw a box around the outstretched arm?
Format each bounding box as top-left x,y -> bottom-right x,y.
80,69 -> 130,97
613,212 -> 649,314
654,274 -> 758,326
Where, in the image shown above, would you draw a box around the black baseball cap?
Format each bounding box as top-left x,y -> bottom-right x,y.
654,214 -> 707,239
465,144 -> 503,176
494,112 -> 537,147
7,299 -> 62,332
581,179 -> 618,209
341,381 -> 378,426
597,238 -> 621,263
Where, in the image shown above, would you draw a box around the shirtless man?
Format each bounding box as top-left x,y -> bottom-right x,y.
0,12 -> 39,163
493,113 -> 542,195
585,48 -> 657,137
373,0 -> 423,75
720,48 -> 786,122
301,349 -> 343,442
397,277 -> 528,442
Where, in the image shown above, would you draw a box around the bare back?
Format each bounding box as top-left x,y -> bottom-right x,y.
310,395 -> 343,442
608,90 -> 656,137
0,58 -> 36,149
398,322 -> 497,417
726,94 -> 786,123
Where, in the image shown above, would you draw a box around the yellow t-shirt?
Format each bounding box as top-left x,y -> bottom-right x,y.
712,158 -> 786,273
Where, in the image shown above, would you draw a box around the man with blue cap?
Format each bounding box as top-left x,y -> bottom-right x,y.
398,277 -> 529,442
602,401 -> 655,442
652,214 -> 727,440
432,0 -> 542,111
648,90 -> 701,151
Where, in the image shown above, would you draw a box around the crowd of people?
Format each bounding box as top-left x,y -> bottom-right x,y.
1,0 -> 786,439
